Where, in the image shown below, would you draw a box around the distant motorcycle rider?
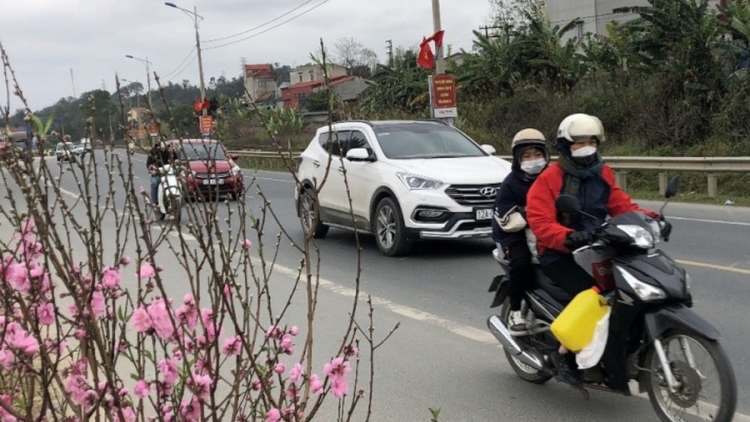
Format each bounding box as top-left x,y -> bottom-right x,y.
146,137 -> 177,205
526,113 -> 661,389
491,128 -> 550,335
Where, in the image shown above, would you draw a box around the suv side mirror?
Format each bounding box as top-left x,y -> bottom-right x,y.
346,148 -> 373,162
230,154 -> 239,161
481,144 -> 496,155
555,194 -> 581,214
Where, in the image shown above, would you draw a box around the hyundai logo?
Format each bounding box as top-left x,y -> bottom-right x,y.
479,187 -> 497,197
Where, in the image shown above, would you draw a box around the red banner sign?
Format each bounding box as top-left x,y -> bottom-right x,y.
432,74 -> 457,109
200,115 -> 213,135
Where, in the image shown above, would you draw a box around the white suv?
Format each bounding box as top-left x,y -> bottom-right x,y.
295,120 -> 511,256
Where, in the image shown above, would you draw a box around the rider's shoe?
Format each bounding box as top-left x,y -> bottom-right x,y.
549,350 -> 589,399
509,310 -> 531,336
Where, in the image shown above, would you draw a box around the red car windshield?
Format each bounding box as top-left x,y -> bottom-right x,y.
179,143 -> 227,161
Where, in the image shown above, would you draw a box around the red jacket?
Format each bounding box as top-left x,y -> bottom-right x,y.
527,162 -> 657,259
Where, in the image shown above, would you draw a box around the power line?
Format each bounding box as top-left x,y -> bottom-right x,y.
161,47 -> 197,80
167,54 -> 198,83
203,0 -> 317,43
203,0 -> 331,51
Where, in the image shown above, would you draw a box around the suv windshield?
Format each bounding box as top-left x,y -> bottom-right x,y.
373,123 -> 486,159
180,143 -> 227,161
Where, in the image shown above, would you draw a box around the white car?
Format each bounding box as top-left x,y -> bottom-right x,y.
295,120 -> 512,256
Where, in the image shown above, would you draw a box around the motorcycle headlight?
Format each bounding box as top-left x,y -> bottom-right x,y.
616,224 -> 654,249
617,267 -> 666,302
231,165 -> 242,176
396,172 -> 443,190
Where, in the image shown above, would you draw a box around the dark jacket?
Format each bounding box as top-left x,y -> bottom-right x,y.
146,146 -> 177,172
492,170 -> 535,250
527,162 -> 658,265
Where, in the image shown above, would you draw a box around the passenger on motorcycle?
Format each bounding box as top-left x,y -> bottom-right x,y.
526,113 -> 660,388
146,138 -> 178,205
491,128 -> 550,336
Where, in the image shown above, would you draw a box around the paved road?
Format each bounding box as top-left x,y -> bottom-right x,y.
6,150 -> 750,421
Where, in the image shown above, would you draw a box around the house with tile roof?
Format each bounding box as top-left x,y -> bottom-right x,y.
243,63 -> 278,106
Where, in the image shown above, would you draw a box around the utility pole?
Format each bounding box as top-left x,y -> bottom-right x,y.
431,0 -> 445,74
193,5 -> 206,116
385,40 -> 393,66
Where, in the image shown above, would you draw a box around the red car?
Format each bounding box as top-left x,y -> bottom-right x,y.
174,139 -> 244,200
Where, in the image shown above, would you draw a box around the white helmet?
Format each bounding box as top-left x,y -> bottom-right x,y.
557,114 -> 605,143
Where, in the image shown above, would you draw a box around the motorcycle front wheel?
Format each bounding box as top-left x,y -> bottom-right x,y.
644,330 -> 737,422
170,197 -> 182,224
500,300 -> 553,384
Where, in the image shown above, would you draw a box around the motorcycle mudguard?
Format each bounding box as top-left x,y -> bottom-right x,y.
643,303 -> 720,342
490,275 -> 510,308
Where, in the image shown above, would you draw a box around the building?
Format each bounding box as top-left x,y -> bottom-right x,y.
545,0 -> 722,39
280,75 -> 368,110
289,63 -> 348,84
243,63 -> 278,106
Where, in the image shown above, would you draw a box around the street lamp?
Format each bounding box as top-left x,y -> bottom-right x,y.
125,55 -> 153,109
165,2 -> 206,116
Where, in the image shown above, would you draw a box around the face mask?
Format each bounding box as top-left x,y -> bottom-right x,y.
520,158 -> 547,175
571,146 -> 597,158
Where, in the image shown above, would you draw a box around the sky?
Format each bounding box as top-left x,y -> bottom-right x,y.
0,0 -> 494,112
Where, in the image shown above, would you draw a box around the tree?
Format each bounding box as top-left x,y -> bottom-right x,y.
488,0 -> 544,33
334,37 -> 379,78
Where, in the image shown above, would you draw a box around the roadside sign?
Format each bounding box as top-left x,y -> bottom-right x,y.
148,121 -> 158,137
430,74 -> 458,118
200,115 -> 213,136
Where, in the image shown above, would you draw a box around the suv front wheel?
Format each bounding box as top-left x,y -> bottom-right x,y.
373,197 -> 412,256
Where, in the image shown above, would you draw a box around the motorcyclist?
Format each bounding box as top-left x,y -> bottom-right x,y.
146,137 -> 178,205
491,129 -> 550,336
526,113 -> 660,389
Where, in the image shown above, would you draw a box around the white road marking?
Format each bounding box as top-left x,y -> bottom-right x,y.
669,216 -> 750,227
250,176 -> 294,184
253,257 -> 496,344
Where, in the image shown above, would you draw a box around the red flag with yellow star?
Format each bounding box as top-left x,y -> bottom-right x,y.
416,37 -> 435,70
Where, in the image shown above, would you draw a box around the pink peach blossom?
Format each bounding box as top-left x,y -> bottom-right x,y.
264,408 -> 281,422
330,375 -> 348,398
289,363 -> 304,383
90,291 -> 106,318
289,326 -> 300,336
36,303 -> 55,325
309,374 -> 323,394
241,238 -> 252,249
120,256 -> 132,266
274,363 -> 285,374
10,329 -> 39,355
134,380 -> 150,398
221,335 -> 242,356
101,267 -> 121,289
129,307 -> 152,332
138,263 -> 155,279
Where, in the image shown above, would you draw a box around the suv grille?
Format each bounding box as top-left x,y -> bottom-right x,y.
194,172 -> 231,179
445,184 -> 501,207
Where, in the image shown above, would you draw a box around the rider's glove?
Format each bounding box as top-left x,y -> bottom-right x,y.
563,231 -> 593,250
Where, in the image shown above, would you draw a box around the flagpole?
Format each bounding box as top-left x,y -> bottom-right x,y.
431,0 -> 445,74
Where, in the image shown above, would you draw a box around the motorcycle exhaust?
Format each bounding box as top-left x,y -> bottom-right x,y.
487,315 -> 545,371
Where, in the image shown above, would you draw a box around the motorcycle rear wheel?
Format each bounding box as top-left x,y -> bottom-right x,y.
645,330 -> 737,422
500,300 -> 553,384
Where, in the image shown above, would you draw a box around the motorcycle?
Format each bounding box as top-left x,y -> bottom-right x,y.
155,164 -> 182,224
487,177 -> 737,422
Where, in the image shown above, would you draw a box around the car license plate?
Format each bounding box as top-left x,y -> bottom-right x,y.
203,179 -> 225,185
475,208 -> 493,221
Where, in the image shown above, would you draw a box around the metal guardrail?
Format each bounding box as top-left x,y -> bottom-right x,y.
227,150 -> 750,198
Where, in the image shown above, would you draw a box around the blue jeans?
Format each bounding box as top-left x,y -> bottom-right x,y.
151,175 -> 160,204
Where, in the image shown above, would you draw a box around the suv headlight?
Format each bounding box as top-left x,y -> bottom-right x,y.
616,224 -> 654,249
231,165 -> 242,176
396,172 -> 443,190
617,267 -> 666,302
